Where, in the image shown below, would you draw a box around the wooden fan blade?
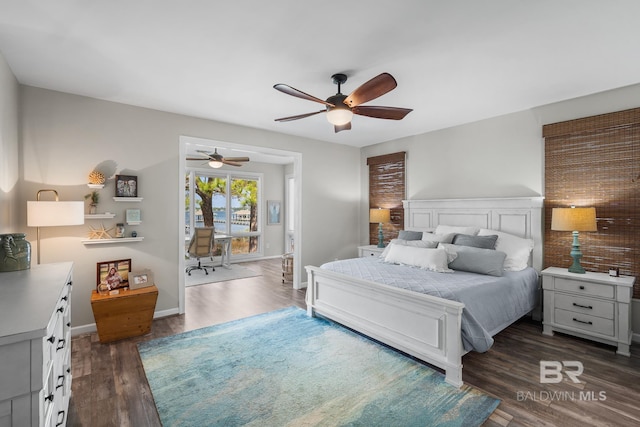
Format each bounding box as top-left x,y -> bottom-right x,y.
222,160 -> 243,167
334,122 -> 352,133
223,157 -> 250,162
186,157 -> 209,161
344,73 -> 397,108
274,84 -> 334,107
352,105 -> 413,120
275,110 -> 325,122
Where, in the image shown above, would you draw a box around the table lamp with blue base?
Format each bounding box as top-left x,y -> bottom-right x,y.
369,208 -> 391,248
551,206 -> 597,274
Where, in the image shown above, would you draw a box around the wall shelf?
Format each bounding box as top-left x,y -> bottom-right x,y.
88,184 -> 105,189
85,213 -> 116,219
81,237 -> 144,245
113,197 -> 143,202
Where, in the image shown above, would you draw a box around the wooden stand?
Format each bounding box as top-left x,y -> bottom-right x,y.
282,253 -> 293,283
91,285 -> 158,343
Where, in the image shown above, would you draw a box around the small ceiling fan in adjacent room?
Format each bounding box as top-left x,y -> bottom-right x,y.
186,148 -> 250,168
273,72 -> 412,133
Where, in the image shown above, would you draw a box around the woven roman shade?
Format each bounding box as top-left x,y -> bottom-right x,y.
543,107 -> 640,298
367,152 -> 406,246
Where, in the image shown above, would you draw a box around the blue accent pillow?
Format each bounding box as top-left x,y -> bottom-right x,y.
439,243 -> 506,276
452,234 -> 498,249
398,230 -> 423,241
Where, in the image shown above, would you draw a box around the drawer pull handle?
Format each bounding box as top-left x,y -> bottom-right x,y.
579,285 -> 585,290
56,410 -> 65,426
572,302 -> 593,310
56,339 -> 66,351
57,307 -> 64,313
56,375 -> 65,389
44,393 -> 54,403
573,318 -> 593,325
61,295 -> 68,301
47,335 -> 55,343
67,280 -> 72,286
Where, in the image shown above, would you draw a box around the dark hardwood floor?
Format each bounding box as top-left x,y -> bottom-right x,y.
68,259 -> 640,426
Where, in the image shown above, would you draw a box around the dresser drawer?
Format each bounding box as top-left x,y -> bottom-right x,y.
554,277 -> 614,299
555,293 -> 614,319
554,308 -> 614,336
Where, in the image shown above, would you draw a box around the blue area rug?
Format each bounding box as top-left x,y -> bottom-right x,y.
138,307 -> 499,426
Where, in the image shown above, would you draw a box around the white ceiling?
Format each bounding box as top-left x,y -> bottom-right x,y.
2,1 -> 640,148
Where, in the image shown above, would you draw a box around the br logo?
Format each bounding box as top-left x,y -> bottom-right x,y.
540,361 -> 583,383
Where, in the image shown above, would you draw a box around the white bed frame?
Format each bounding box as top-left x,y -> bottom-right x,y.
305,197 -> 544,387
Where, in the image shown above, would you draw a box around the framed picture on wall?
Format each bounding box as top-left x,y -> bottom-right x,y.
115,175 -> 138,197
267,200 -> 281,225
97,258 -> 131,291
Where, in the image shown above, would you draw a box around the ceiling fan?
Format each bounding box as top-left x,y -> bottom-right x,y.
186,148 -> 250,168
273,72 -> 412,133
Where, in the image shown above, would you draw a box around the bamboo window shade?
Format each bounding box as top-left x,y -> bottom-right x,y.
543,107 -> 640,298
367,152 -> 406,246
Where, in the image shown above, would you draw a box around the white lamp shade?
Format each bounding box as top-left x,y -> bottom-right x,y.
27,201 -> 85,227
551,207 -> 597,232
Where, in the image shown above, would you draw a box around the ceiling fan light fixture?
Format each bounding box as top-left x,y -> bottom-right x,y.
208,160 -> 224,168
326,107 -> 353,126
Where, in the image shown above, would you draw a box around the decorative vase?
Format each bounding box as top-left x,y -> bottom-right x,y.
0,233 -> 31,272
89,204 -> 97,214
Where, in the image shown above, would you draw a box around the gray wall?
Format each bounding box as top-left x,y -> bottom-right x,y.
18,85 -> 361,329
0,51 -> 19,232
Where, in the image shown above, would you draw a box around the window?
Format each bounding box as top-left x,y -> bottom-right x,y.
185,170 -> 262,259
367,152 -> 406,246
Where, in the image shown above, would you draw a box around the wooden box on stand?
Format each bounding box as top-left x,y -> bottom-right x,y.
90,285 -> 158,343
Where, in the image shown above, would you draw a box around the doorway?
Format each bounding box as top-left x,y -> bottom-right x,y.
178,136 -> 302,314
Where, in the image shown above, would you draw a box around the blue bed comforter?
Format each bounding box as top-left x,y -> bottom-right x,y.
320,257 -> 539,352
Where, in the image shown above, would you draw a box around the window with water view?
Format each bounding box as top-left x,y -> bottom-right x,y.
185,171 -> 261,258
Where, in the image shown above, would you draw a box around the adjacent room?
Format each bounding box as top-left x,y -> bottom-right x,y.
1,2 -> 639,426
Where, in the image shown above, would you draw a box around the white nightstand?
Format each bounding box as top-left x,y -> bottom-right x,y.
358,245 -> 385,258
541,267 -> 635,356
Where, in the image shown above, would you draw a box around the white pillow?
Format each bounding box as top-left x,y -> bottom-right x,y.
477,229 -> 534,271
435,224 -> 480,236
379,239 -> 438,258
421,232 -> 455,244
383,245 -> 452,273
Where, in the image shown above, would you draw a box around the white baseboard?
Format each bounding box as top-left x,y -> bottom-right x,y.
71,307 -> 180,337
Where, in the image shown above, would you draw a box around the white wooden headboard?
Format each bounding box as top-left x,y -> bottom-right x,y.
402,197 -> 545,271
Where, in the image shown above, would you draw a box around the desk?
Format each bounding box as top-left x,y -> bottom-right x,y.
215,234 -> 232,268
185,233 -> 232,268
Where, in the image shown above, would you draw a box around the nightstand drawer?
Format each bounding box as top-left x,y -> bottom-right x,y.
554,308 -> 614,336
555,293 -> 614,319
361,249 -> 381,257
554,278 -> 614,299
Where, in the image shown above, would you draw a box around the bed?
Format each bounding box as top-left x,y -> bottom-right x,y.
305,197 -> 544,387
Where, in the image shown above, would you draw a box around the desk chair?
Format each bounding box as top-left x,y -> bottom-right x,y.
186,227 -> 215,275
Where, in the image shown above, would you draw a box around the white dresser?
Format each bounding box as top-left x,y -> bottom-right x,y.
541,266 -> 634,356
0,262 -> 73,427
